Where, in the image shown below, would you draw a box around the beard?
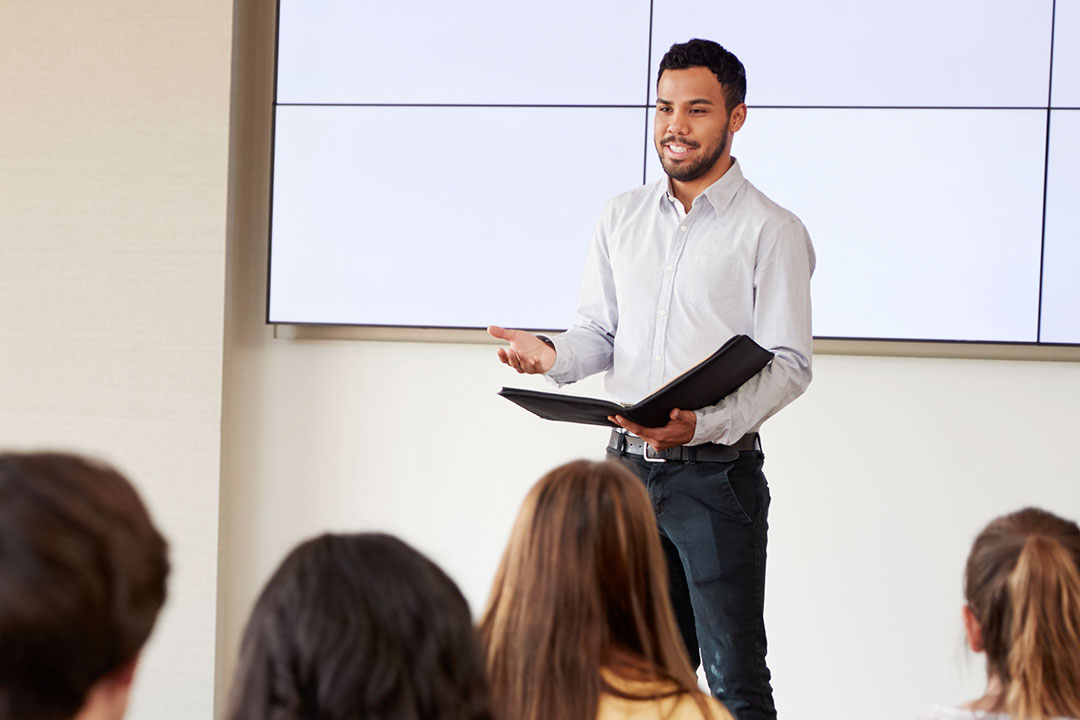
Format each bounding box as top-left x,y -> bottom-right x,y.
657,128 -> 729,182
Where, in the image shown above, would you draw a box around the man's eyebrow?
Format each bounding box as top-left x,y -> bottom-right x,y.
655,97 -> 716,105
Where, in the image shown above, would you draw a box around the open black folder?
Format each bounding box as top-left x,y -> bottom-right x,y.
498,334 -> 774,429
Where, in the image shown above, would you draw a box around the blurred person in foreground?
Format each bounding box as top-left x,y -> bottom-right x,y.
0,452 -> 169,720
916,507 -> 1080,720
481,459 -> 732,720
226,532 -> 492,720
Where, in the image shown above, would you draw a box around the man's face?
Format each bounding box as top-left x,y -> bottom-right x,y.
654,66 -> 735,183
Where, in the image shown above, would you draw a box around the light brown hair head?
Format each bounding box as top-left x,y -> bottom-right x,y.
964,507 -> 1080,720
479,459 -> 711,720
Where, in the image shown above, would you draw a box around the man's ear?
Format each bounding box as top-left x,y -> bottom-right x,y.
729,103 -> 747,133
104,654 -> 140,689
74,655 -> 141,720
962,604 -> 984,653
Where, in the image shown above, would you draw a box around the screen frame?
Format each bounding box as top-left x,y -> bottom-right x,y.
264,0 -> 1080,355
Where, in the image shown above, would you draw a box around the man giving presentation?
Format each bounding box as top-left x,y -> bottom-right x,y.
490,38 -> 814,720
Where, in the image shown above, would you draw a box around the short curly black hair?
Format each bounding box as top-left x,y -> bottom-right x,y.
658,38 -> 746,112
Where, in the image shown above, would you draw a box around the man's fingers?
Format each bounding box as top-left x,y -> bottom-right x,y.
612,415 -> 644,435
509,349 -> 537,374
506,350 -> 524,373
489,324 -> 521,343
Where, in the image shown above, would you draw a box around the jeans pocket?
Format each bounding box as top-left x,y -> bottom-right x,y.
719,473 -> 756,525
665,465 -> 756,585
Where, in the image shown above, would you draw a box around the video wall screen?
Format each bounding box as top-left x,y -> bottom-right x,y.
268,0 -> 1078,345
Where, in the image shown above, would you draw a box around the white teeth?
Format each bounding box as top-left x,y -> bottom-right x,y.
669,144 -> 688,153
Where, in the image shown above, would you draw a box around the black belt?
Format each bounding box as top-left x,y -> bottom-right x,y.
608,429 -> 759,463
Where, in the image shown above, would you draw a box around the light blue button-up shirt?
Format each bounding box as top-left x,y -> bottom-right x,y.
546,159 -> 815,446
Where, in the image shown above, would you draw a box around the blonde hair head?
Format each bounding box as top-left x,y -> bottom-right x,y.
965,507 -> 1080,720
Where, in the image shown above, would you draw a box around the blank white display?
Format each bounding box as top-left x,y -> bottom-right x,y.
1040,110 -> 1080,344
269,1 -> 1078,345
277,0 -> 651,106
650,0 -> 1054,107
647,109 -> 1047,342
1053,0 -> 1080,107
269,106 -> 645,328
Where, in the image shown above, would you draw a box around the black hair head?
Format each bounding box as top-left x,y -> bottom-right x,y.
227,532 -> 492,720
658,38 -> 746,112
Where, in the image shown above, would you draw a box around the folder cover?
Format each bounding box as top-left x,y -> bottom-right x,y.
498,334 -> 774,429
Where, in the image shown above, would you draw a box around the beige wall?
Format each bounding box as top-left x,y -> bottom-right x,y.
221,4 -> 1080,720
0,2 -> 233,718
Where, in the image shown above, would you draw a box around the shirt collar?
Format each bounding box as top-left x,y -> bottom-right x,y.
658,157 -> 745,215
700,157 -> 745,213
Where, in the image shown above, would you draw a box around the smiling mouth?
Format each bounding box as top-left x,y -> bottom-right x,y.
662,138 -> 698,157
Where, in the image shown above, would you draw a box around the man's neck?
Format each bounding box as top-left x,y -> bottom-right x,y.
669,155 -> 734,213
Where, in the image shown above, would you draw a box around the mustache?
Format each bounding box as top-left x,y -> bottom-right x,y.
660,136 -> 699,148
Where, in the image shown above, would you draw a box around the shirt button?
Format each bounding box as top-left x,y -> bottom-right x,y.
680,225 -> 688,232
666,265 -> 674,272
658,309 -> 667,317
654,355 -> 662,362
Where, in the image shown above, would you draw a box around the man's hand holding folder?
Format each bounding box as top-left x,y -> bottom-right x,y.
608,408 -> 697,451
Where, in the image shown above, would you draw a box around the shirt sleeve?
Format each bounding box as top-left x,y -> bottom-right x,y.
543,203 -> 619,387
690,216 -> 815,445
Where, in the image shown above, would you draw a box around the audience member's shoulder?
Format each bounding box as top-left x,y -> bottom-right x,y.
912,705 -> 1007,720
597,677 -> 733,720
914,703 -> 1079,720
679,693 -> 733,720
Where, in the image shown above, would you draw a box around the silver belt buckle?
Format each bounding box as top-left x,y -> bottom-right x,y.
643,443 -> 667,463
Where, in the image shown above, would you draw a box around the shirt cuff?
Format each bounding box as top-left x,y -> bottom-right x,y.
690,404 -> 732,446
538,334 -> 572,386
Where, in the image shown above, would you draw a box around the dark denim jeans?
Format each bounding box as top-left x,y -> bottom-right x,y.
607,447 -> 775,720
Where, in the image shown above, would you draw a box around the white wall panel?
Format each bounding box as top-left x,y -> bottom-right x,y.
1040,110 -> 1080,343
270,105 -> 646,328
648,108 -> 1047,341
650,0 -> 1054,107
1052,0 -> 1080,107
277,0 -> 651,105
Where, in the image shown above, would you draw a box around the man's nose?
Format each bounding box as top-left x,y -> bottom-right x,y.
665,110 -> 690,136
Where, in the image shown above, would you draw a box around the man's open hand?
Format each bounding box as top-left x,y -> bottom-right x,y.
609,408 -> 697,451
488,325 -> 557,374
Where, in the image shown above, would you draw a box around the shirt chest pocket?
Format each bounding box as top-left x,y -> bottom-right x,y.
679,253 -> 749,308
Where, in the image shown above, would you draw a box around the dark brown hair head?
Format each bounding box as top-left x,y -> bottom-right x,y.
479,460 -> 710,720
227,532 -> 492,720
964,507 -> 1080,720
0,452 -> 169,720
